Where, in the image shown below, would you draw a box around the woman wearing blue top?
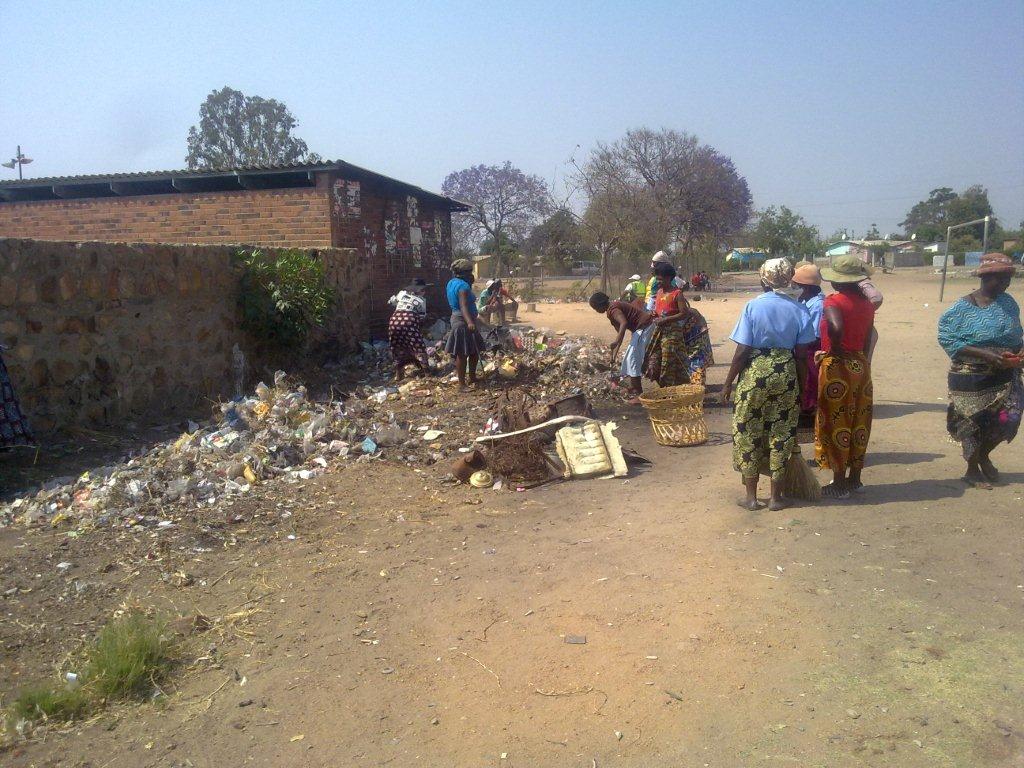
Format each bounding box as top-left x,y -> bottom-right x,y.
938,253 -> 1023,488
444,259 -> 485,389
722,258 -> 815,511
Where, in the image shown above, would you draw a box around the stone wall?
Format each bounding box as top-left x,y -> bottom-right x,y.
0,188 -> 332,248
0,238 -> 368,432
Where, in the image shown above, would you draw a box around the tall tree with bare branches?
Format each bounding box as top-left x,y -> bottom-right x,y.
571,128 -> 752,285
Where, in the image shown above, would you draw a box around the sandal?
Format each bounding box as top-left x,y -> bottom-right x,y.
822,483 -> 850,500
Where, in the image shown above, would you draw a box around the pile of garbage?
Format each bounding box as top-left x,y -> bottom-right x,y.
0,329 -> 625,530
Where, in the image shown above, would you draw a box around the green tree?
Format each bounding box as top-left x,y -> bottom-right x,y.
186,87 -> 320,170
752,206 -> 821,260
900,186 -> 996,244
525,209 -> 587,273
864,223 -> 881,240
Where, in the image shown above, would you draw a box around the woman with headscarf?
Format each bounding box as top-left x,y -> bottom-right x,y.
387,278 -> 431,381
722,258 -> 815,511
444,259 -> 486,389
792,262 -> 824,440
938,253 -> 1023,489
642,262 -> 714,387
814,255 -> 877,498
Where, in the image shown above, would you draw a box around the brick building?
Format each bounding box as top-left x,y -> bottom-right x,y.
0,161 -> 467,331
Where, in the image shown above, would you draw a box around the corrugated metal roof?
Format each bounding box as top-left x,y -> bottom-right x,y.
0,159 -> 469,210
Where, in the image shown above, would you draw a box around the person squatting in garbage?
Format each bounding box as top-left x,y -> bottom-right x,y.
723,257 -> 815,511
938,252 -> 1023,490
813,255 -> 877,499
477,279 -> 518,325
642,262 -> 714,387
445,259 -> 486,390
386,278 -> 431,382
589,291 -> 654,403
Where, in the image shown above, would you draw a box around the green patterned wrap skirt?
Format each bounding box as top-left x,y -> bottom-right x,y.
732,348 -> 799,481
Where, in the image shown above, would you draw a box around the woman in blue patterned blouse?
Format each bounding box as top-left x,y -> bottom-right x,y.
938,253 -> 1023,489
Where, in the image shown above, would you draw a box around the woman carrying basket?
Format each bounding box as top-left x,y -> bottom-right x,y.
642,263 -> 714,387
723,258 -> 815,511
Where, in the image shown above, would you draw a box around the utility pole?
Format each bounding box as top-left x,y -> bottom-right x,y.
939,215 -> 990,302
1,146 -> 33,179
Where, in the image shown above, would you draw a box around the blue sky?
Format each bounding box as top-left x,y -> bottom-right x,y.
2,0 -> 1022,237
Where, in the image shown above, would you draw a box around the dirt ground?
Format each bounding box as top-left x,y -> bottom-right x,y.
2,270 -> 1022,768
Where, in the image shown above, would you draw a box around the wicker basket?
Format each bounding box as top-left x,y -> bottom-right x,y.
639,384 -> 708,446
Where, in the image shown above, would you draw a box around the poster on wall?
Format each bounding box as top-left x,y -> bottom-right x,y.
332,179 -> 361,219
409,225 -> 423,267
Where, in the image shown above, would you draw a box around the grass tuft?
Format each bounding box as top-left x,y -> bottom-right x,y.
7,684 -> 91,724
87,613 -> 173,702
6,612 -> 175,731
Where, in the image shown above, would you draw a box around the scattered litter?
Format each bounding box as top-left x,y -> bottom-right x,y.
565,634 -> 587,645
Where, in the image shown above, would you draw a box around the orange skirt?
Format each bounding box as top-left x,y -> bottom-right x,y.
814,352 -> 873,473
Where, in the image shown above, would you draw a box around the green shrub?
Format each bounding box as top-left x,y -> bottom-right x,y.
7,613 -> 175,731
237,248 -> 335,348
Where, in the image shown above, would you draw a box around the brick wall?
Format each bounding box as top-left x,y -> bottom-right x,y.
0,188 -> 332,248
0,238 -> 368,432
327,173 -> 454,331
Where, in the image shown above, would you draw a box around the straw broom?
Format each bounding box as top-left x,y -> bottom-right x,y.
781,445 -> 821,501
759,445 -> 822,502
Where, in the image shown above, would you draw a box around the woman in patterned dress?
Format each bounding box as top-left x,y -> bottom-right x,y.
938,253 -> 1023,489
814,256 -> 877,499
722,258 -> 815,511
387,279 -> 430,381
642,263 -> 714,387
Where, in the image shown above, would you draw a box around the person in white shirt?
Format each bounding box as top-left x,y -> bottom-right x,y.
387,279 -> 431,380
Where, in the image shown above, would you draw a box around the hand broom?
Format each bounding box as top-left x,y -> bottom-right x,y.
760,445 -> 822,502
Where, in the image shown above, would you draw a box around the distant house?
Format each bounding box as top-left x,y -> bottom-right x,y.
825,239 -> 913,267
724,248 -> 767,269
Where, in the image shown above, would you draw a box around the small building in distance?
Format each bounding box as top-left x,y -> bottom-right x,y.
824,239 -> 917,268
724,247 -> 767,270
0,160 -> 468,332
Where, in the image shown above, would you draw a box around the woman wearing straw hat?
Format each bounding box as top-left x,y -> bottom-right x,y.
723,257 -> 815,511
815,255 -> 877,498
938,253 -> 1023,489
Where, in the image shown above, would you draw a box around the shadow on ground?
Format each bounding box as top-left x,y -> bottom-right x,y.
867,451 -> 945,466
874,400 -> 948,419
850,473 -> 1024,505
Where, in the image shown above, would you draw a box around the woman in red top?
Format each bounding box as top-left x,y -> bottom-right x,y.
642,263 -> 714,386
814,256 -> 877,498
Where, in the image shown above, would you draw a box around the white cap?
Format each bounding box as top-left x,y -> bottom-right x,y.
629,274 -> 641,280
651,250 -> 671,264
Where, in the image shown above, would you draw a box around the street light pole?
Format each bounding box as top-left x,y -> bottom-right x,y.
939,215 -> 991,302
1,145 -> 34,179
